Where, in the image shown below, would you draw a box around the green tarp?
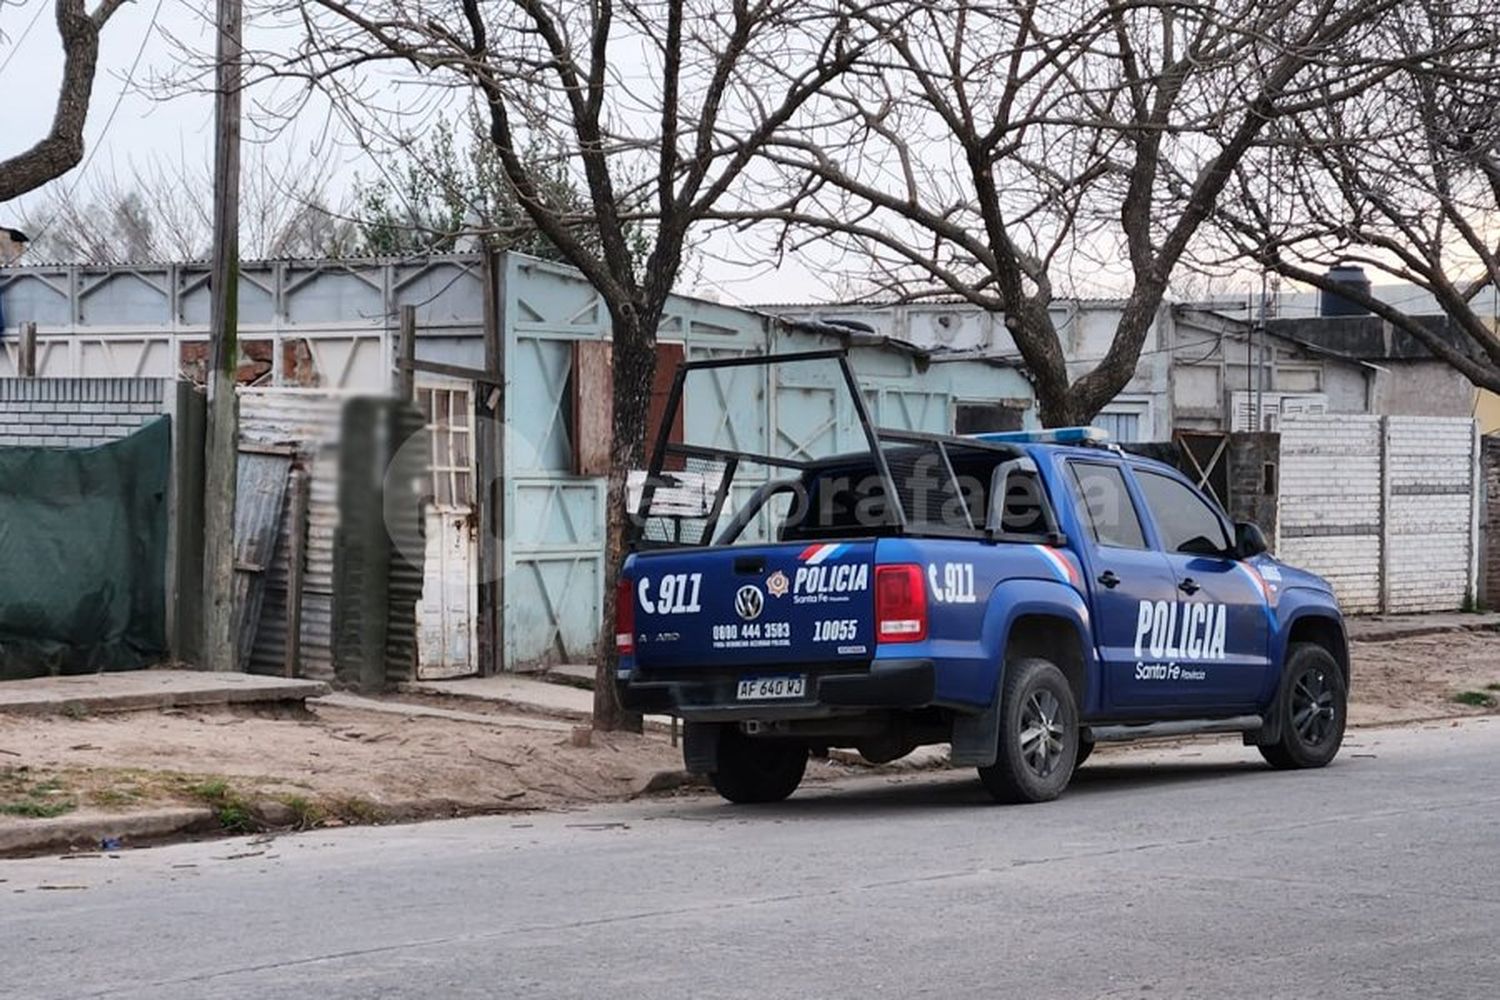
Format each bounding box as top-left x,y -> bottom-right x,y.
0,417 -> 170,678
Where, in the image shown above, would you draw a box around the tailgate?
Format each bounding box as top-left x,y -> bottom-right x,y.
629,541 -> 876,670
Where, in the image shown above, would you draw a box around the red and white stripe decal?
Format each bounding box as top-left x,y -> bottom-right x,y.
1034,545 -> 1082,590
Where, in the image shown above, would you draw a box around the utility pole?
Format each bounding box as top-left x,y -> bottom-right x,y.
202,0 -> 243,671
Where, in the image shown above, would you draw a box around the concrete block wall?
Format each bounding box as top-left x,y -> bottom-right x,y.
0,378 -> 168,447
1277,415 -> 1384,613
1278,414 -> 1478,614
1386,418 -> 1476,612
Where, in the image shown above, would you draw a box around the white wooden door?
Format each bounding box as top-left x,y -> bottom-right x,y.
415,382 -> 479,678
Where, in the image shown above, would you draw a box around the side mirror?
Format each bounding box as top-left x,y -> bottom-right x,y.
1234,521 -> 1269,560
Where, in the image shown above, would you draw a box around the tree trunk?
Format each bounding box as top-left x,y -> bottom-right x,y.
0,1 -> 107,203
592,305 -> 659,732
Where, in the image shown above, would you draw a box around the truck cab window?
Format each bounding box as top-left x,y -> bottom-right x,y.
1068,462 -> 1146,549
1134,469 -> 1231,556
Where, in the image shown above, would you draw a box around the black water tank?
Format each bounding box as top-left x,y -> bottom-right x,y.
1319,264 -> 1372,316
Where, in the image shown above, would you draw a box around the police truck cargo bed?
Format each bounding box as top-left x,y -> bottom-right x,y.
617,352 -> 1350,805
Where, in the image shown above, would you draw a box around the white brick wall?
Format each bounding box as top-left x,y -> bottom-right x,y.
1278,415 -> 1478,614
0,378 -> 167,448
1385,417 -> 1476,612
1277,416 -> 1384,612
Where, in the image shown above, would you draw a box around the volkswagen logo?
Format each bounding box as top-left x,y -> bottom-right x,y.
734,584 -> 764,621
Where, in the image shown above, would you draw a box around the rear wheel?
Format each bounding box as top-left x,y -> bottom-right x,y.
711,728 -> 808,804
978,658 -> 1079,804
1259,643 -> 1347,770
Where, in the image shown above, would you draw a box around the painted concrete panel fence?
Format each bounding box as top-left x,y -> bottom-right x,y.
1277,415 -> 1478,613
4,252 -> 1040,673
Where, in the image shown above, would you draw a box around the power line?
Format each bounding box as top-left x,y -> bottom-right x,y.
0,0 -> 49,76
28,0 -> 165,245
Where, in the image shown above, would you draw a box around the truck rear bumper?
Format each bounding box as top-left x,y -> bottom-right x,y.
619,659 -> 936,720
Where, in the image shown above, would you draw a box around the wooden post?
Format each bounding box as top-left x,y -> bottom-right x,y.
478,248 -> 502,676
201,0 -> 243,671
18,322 -> 36,377
283,466 -> 309,677
397,304 -> 416,400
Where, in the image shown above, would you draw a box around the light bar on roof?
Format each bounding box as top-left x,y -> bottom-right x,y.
967,427 -> 1111,445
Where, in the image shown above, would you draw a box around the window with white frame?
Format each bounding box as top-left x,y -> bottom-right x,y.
1094,401 -> 1151,443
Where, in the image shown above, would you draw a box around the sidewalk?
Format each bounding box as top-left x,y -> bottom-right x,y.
0,669 -> 328,716
398,672 -> 676,731
0,670 -> 688,858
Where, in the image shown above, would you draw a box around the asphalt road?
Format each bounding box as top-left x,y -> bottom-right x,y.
5,718 -> 1499,1000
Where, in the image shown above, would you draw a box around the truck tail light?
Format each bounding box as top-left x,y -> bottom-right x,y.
875,564 -> 928,643
615,578 -> 635,655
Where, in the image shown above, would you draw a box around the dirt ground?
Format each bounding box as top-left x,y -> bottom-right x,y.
1349,630 -> 1500,725
1,629 -> 1497,837
0,703 -> 692,831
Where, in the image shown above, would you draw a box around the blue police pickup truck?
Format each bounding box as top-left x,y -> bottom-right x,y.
617,351 -> 1348,805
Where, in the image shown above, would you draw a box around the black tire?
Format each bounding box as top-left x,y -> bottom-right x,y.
1075,729 -> 1096,769
978,658 -> 1080,804
711,728 -> 808,804
1259,643 -> 1347,770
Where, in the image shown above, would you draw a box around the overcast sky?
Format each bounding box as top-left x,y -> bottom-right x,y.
0,0 -> 848,304
6,0 -> 1465,318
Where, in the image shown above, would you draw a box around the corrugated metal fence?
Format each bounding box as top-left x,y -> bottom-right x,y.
238,390 -> 344,679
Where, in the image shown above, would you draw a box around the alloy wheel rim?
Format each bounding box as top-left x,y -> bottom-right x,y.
1291,668 -> 1338,747
1019,689 -> 1067,777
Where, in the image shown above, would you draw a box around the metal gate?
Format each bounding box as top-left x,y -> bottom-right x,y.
415,380 -> 479,678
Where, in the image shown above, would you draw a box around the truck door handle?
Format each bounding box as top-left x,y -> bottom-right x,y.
733,556 -> 766,574
1097,570 -> 1120,588
1178,578 -> 1200,595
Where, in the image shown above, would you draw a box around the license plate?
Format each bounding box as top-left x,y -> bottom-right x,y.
736,675 -> 807,700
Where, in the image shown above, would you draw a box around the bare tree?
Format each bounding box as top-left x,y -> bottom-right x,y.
0,0 -> 134,202
728,0 -> 1402,426
268,0 -> 882,728
16,151 -> 354,262
1218,0 -> 1500,392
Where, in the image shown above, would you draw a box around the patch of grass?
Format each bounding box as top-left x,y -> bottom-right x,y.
332,796 -> 385,826
278,794 -> 325,830
60,701 -> 91,720
0,767 -> 79,820
88,786 -> 143,809
190,779 -> 258,834
0,799 -> 76,819
1486,683 -> 1500,693
1453,690 -> 1499,709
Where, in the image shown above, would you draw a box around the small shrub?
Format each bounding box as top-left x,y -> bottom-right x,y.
1453,690 -> 1498,709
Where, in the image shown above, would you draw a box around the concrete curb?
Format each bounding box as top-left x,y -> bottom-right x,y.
0,807 -> 217,857
1348,620 -> 1500,644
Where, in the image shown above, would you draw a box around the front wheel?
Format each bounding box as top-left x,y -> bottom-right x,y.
978,658 -> 1079,804
711,728 -> 808,804
1259,643 -> 1347,770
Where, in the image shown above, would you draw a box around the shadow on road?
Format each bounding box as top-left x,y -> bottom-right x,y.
661,755 -> 1278,821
